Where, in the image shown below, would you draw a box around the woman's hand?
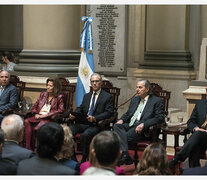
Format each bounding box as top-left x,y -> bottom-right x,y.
35,114 -> 47,119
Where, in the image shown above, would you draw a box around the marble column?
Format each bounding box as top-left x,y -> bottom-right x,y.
14,5 -> 82,77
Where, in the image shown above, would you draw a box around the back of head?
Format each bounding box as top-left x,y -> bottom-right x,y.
1,114 -> 23,141
92,131 -> 120,166
136,143 -> 170,175
36,122 -> 64,159
2,51 -> 14,62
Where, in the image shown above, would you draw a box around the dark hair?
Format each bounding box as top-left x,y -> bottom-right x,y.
2,51 -> 14,62
0,129 -> 5,144
136,143 -> 171,175
36,122 -> 64,159
46,78 -> 62,97
138,79 -> 152,95
93,131 -> 120,166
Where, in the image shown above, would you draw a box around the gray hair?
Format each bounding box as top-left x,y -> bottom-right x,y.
0,70 -> 10,79
1,114 -> 24,140
90,73 -> 102,81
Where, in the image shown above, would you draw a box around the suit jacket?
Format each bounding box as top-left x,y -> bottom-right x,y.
31,91 -> 64,119
0,83 -> 18,112
120,95 -> 164,130
187,99 -> 207,133
75,89 -> 114,125
0,157 -> 17,175
17,156 -> 76,175
183,163 -> 207,175
2,141 -> 35,165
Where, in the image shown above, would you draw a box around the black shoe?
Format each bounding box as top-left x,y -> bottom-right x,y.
118,154 -> 133,165
169,157 -> 179,169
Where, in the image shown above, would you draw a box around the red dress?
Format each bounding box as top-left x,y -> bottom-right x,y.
24,92 -> 64,150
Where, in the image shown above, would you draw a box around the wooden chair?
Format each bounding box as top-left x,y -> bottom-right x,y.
74,80 -> 120,154
51,78 -> 76,123
128,83 -> 171,167
2,75 -> 26,116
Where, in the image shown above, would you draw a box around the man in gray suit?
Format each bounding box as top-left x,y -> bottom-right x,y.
1,114 -> 35,165
17,122 -> 76,175
0,70 -> 18,122
113,79 -> 164,165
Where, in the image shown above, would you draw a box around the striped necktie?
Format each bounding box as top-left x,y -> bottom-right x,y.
0,86 -> 3,96
129,99 -> 145,127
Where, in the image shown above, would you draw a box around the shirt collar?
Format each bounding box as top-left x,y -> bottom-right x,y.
93,88 -> 101,96
142,95 -> 149,102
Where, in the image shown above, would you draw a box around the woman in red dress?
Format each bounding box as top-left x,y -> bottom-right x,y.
24,78 -> 64,150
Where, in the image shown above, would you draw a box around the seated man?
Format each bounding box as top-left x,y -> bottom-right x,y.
83,131 -> 121,175
0,70 -> 18,122
1,114 -> 35,165
113,79 -> 164,165
169,97 -> 207,168
17,122 -> 76,175
0,129 -> 17,175
68,73 -> 114,163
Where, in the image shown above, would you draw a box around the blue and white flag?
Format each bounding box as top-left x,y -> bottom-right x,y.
76,16 -> 95,107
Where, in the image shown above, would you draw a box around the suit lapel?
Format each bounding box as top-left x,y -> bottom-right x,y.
140,95 -> 152,120
93,90 -> 102,112
86,92 -> 93,111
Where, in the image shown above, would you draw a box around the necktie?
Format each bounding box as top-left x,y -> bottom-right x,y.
129,99 -> 145,127
0,86 -> 3,96
88,92 -> 96,116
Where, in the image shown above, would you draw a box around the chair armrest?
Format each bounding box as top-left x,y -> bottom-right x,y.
98,112 -> 118,130
51,108 -> 72,124
2,108 -> 16,116
148,123 -> 165,142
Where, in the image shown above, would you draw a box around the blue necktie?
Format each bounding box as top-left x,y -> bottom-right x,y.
88,93 -> 96,116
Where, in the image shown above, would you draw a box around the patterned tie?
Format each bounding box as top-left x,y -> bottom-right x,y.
129,99 -> 145,127
0,86 -> 3,96
88,92 -> 96,116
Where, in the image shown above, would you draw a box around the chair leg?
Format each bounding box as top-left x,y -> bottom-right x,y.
133,149 -> 139,168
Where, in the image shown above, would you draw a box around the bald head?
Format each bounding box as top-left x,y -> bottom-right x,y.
1,114 -> 24,142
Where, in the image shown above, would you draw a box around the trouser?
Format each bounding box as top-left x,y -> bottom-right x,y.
69,124 -> 100,157
177,131 -> 207,167
113,121 -> 146,152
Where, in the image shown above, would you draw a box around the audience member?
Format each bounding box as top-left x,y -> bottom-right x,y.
169,97 -> 207,168
82,131 -> 121,175
56,124 -> 80,173
17,122 -> 76,175
136,143 -> 171,175
1,114 -> 35,165
0,70 -> 18,122
183,149 -> 207,175
1,51 -> 16,71
113,79 -> 164,165
0,129 -> 17,175
24,77 -> 64,150
69,73 -> 113,163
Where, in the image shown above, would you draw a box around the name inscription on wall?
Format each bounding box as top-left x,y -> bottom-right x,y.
88,5 -> 126,74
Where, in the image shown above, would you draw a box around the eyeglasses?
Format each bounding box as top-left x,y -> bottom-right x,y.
90,80 -> 100,83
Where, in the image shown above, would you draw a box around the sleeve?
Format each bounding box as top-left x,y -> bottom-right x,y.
0,86 -> 18,112
31,92 -> 44,114
143,98 -> 165,130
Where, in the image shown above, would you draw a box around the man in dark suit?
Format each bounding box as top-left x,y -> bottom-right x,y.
69,73 -> 114,163
0,129 -> 17,175
182,150 -> 207,175
113,79 -> 164,165
0,70 -> 18,122
169,99 -> 207,168
1,114 -> 35,165
17,122 -> 76,175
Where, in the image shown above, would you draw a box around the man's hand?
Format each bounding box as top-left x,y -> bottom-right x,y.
69,113 -> 76,120
135,123 -> 144,134
87,115 -> 96,122
116,119 -> 123,124
194,126 -> 207,132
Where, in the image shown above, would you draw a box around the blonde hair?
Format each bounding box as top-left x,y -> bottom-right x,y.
56,124 -> 75,160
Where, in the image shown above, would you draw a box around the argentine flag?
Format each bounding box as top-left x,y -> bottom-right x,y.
76,16 -> 95,107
